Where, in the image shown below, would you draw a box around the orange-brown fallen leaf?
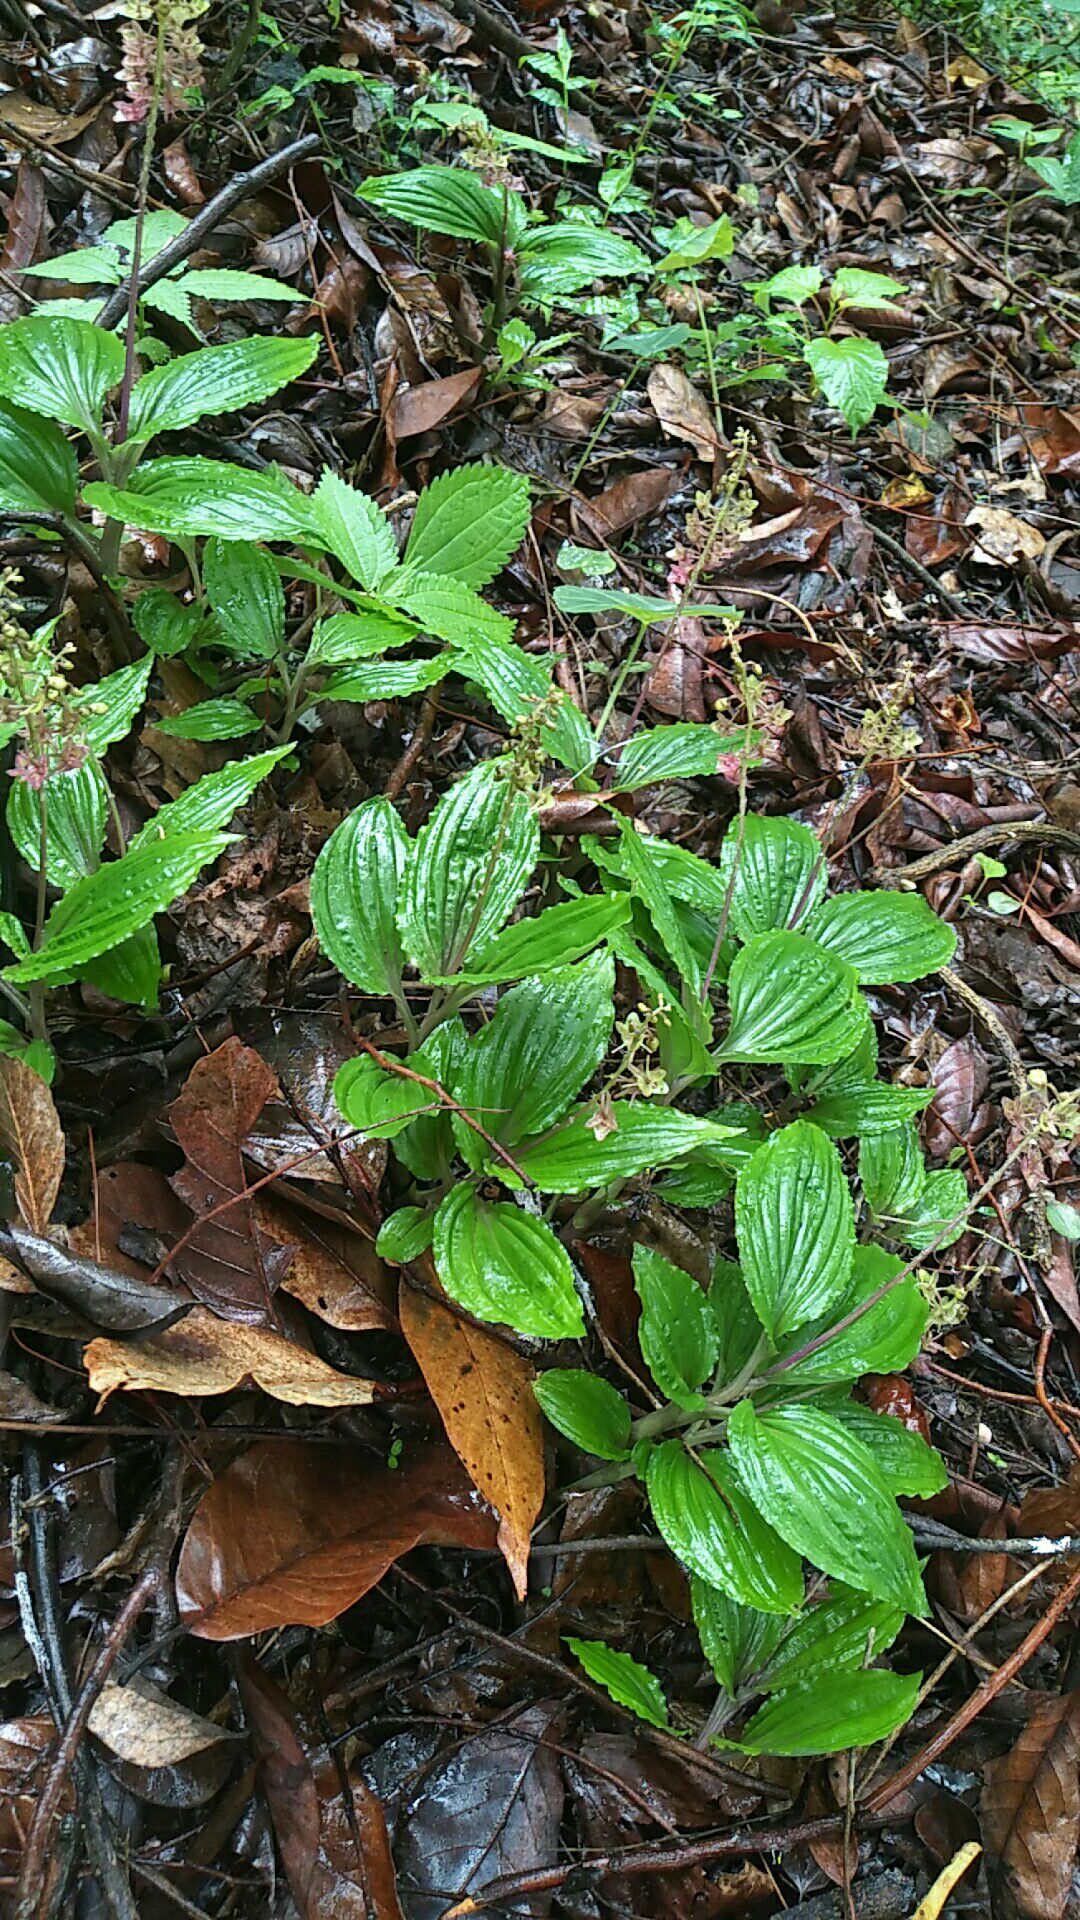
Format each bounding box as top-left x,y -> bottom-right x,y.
0,1055 -> 63,1236
399,1279 -> 544,1601
84,1306 -> 377,1409
176,1438 -> 497,1638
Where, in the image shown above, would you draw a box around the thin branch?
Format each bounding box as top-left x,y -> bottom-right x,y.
95,133 -> 321,331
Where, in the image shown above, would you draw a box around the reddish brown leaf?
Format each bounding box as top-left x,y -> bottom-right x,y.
71,1160 -> 190,1278
945,624 -> 1078,665
168,1038 -> 290,1322
1020,406 -> 1080,479
577,464 -> 683,540
644,616 -> 707,722
0,1056 -> 64,1235
175,1438 -> 497,1639
981,1689 -> 1080,1920
161,137 -> 205,204
924,1037 -> 990,1158
0,161 -> 44,278
238,1655 -> 404,1920
392,366 -> 483,440
399,1279 -> 544,1600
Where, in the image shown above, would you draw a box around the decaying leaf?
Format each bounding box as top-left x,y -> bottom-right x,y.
169,1037 -> 291,1321
646,364 -> 722,461
0,1222 -> 191,1331
89,1678 -> 235,1769
84,1305 -> 378,1409
964,505 -> 1046,566
258,1192 -> 396,1331
981,1689 -> 1080,1920
176,1438 -> 497,1638
0,1055 -> 64,1235
238,1654 -> 405,1920
399,1279 -> 544,1600
396,1701 -> 565,1920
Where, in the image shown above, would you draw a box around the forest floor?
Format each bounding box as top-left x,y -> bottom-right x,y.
0,0 -> 1078,1916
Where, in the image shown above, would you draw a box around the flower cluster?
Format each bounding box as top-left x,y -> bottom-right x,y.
0,572 -> 92,790
116,0 -> 206,124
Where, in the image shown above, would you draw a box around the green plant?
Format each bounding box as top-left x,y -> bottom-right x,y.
356,164 -> 650,332
315,774 -> 961,1754
0,312 -> 316,575
747,265 -> 908,432
22,210 -> 300,343
1026,126 -> 1080,204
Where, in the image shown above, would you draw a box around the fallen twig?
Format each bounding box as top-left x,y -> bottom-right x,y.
95,132 -> 321,331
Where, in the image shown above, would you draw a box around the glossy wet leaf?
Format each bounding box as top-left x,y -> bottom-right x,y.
500,1104 -> 746,1194
728,1400 -> 926,1613
453,955 -> 614,1165
0,315 -> 124,432
433,1183 -> 584,1339
717,813 -> 825,939
717,931 -> 864,1065
533,1369 -> 631,1460
566,1640 -> 669,1729
734,1120 -> 855,1341
125,335 -> 317,443
806,890 -> 957,984
632,1243 -> 719,1409
646,1440 -> 803,1613
724,1668 -> 920,1755
311,798 -> 411,997
202,537 -> 285,661
397,759 -> 539,978
403,462 -> 531,588
0,397 -> 77,515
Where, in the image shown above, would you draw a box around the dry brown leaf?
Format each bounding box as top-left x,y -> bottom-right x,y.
0,1055 -> 64,1235
647,363 -> 721,460
84,1306 -> 377,1409
392,365 -> 482,440
399,1280 -> 544,1601
89,1678 -> 234,1768
176,1438 -> 497,1638
257,1192 -> 396,1332
981,1689 -> 1080,1920
965,505 -> 1046,566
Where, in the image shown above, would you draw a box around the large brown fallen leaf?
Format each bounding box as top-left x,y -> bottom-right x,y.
84,1307 -> 377,1409
238,1653 -> 404,1920
0,1055 -> 63,1234
980,1689 -> 1080,1920
399,1280 -> 544,1601
646,363 -> 722,461
0,1222 -> 191,1331
175,1438 -> 497,1639
169,1037 -> 291,1321
965,504 -> 1046,566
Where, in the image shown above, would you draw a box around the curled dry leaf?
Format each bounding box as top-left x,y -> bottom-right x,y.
0,1055 -> 64,1235
0,1222 -> 191,1332
981,1689 -> 1080,1920
84,1306 -> 378,1409
392,365 -> 483,440
399,1278 -> 544,1600
238,1653 -> 404,1920
169,1037 -> 291,1322
646,363 -> 722,461
964,505 -> 1046,567
175,1438 -> 497,1639
89,1678 -> 235,1769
